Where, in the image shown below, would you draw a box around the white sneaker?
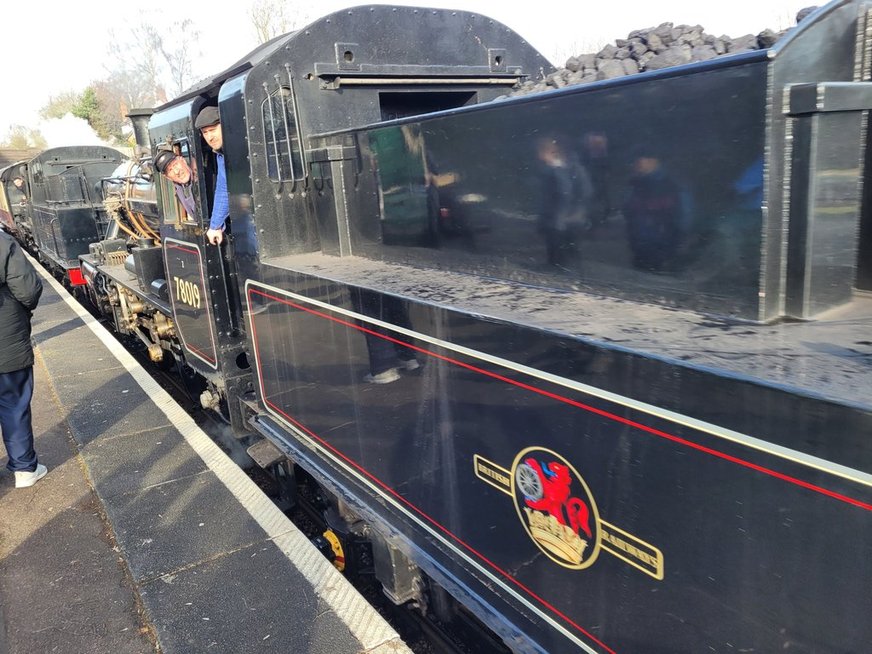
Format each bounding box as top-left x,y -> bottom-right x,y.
14,463 -> 48,488
363,368 -> 401,384
399,359 -> 420,371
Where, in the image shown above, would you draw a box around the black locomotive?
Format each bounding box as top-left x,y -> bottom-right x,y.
0,146 -> 125,282
4,3 -> 872,653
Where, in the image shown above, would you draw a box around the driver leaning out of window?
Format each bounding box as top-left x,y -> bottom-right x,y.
153,148 -> 198,221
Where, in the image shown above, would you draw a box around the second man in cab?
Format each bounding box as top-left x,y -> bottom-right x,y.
195,106 -> 229,246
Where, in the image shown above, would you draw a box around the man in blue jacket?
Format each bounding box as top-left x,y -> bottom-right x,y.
0,231 -> 45,488
195,106 -> 230,246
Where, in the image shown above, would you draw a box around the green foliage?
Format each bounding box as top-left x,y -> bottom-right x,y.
72,87 -> 100,122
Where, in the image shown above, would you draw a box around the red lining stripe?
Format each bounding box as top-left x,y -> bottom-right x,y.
186,343 -> 217,364
166,243 -> 199,256
248,286 -> 617,653
249,288 -> 871,512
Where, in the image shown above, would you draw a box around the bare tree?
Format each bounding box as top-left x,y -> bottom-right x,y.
132,23 -> 166,99
100,68 -> 161,112
250,0 -> 310,44
161,19 -> 202,97
107,18 -> 204,101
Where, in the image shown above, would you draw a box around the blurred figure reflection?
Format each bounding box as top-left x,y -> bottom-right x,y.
720,155 -> 764,284
536,137 -> 593,269
733,156 -> 764,212
231,194 -> 259,264
580,132 -> 612,232
623,152 -> 691,272
371,124 -> 441,247
352,290 -> 420,385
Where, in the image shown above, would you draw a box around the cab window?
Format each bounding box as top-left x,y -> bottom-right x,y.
261,87 -> 304,182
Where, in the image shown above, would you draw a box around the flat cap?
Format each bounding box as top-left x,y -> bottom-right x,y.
152,148 -> 177,173
195,106 -> 220,129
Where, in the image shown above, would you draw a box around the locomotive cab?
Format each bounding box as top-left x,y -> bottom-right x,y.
140,97 -> 253,430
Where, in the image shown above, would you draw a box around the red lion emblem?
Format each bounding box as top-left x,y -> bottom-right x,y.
522,458 -> 592,539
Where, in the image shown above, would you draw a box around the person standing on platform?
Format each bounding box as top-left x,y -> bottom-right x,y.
0,230 -> 45,488
195,106 -> 230,246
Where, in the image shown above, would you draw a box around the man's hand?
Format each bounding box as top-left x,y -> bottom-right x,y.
206,228 -> 224,245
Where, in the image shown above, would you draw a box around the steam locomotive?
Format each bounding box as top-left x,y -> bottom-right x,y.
0,147 -> 123,274
2,3 -> 871,652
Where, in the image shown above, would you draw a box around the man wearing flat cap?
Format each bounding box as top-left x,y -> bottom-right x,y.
195,105 -> 229,246
153,147 -> 198,220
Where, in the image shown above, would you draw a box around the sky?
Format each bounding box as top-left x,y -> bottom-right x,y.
0,0 -> 816,145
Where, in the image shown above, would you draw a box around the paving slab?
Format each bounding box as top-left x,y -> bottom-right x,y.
81,426 -> 208,500
33,319 -> 126,379
139,541 -> 361,654
103,471 -> 267,582
49,368 -> 172,446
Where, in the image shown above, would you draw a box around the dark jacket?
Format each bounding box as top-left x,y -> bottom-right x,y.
0,232 -> 42,373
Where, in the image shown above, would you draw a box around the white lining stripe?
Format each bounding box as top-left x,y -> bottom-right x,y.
34,260 -> 409,654
246,280 -> 605,654
247,280 -> 872,489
